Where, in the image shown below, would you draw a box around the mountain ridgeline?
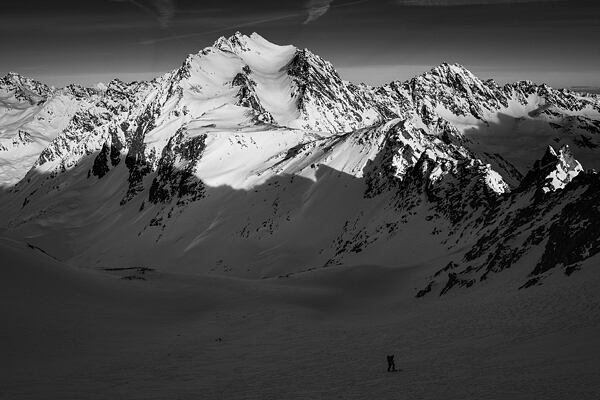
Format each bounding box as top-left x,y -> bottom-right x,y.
1,32 -> 599,296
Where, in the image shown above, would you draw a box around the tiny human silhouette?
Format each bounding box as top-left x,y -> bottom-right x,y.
386,355 -> 396,372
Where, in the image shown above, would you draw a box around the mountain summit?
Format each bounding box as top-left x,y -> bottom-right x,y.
1,32 -> 599,294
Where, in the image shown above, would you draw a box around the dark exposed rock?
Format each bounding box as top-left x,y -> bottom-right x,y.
92,143 -> 110,178
109,129 -> 124,166
149,127 -> 207,205
231,67 -> 274,123
121,106 -> 158,204
440,273 -> 475,296
416,281 -> 434,298
531,174 -> 600,276
12,130 -> 34,147
434,261 -> 459,277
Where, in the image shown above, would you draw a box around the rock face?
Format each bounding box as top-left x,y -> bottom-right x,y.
148,127 -> 207,205
0,32 -> 599,293
419,166 -> 600,295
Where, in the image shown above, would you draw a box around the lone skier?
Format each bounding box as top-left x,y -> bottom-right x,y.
386,355 -> 396,372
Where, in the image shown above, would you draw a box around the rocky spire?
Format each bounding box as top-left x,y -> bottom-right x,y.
520,145 -> 583,193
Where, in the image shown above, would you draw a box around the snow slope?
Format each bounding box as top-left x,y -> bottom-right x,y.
1,237 -> 599,399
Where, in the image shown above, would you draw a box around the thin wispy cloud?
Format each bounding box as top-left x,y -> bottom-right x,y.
304,0 -> 334,24
140,1 -> 369,45
114,0 -> 176,28
394,0 -> 562,5
154,0 -> 176,28
139,12 -> 301,45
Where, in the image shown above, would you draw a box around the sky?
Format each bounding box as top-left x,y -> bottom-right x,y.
1,0 -> 599,88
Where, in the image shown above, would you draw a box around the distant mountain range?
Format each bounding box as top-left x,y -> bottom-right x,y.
1,32 -> 598,296
570,86 -> 600,95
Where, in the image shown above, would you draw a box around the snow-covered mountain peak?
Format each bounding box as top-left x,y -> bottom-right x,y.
206,31 -> 298,77
1,71 -> 42,87
213,31 -> 256,52
166,33 -> 299,128
0,72 -> 52,104
414,62 -> 487,93
429,62 -> 479,82
213,32 -> 296,59
401,62 -> 510,122
162,32 -> 383,133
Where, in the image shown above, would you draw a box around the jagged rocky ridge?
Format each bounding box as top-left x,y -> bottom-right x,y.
1,32 -> 599,294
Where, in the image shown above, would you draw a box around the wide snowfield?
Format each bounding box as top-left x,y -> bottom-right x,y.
1,238 -> 599,400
